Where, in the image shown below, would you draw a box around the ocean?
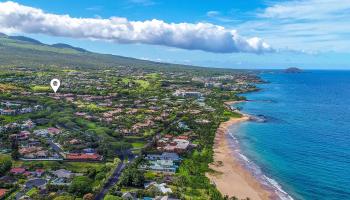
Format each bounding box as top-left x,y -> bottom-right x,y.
230,70 -> 350,200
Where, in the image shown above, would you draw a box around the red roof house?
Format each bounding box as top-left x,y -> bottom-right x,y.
0,189 -> 8,199
47,127 -> 61,135
175,135 -> 189,140
23,171 -> 31,176
10,167 -> 26,175
164,134 -> 173,139
65,153 -> 102,161
35,169 -> 45,176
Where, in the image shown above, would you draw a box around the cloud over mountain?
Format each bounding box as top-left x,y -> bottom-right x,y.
0,1 -> 272,53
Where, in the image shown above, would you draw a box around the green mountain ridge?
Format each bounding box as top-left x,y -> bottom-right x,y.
50,43 -> 88,53
0,33 -> 247,75
8,35 -> 43,45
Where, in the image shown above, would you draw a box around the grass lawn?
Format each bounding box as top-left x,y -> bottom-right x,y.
122,78 -> 131,84
145,73 -> 160,79
223,110 -> 242,118
63,162 -> 105,172
26,188 -> 38,196
36,72 -> 49,77
31,85 -> 50,92
134,80 -> 150,89
0,113 -> 32,123
144,171 -> 162,180
143,129 -> 155,137
131,141 -> 145,149
76,100 -> 109,112
131,149 -> 141,155
120,187 -> 140,193
124,136 -> 144,140
62,69 -> 77,73
13,161 -> 105,173
0,153 -> 11,161
0,83 -> 22,92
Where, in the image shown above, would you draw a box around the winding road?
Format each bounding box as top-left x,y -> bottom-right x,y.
94,161 -> 126,200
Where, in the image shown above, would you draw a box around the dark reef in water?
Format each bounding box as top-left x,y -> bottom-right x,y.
249,114 -> 283,123
249,115 -> 268,123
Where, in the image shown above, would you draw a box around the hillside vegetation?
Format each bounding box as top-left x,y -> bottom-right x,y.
0,33 -> 247,76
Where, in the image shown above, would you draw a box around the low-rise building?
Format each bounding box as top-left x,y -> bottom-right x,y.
47,127 -> 62,136
146,152 -> 180,162
140,159 -> 178,173
0,189 -> 8,199
0,109 -> 16,115
155,183 -> 172,194
173,90 -> 202,98
52,169 -> 74,179
51,177 -> 72,186
10,131 -> 30,140
33,129 -> 49,137
65,153 -> 103,161
10,167 -> 26,175
157,138 -> 191,154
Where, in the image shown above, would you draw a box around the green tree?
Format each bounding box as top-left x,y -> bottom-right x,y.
11,141 -> 20,160
118,166 -> 144,187
69,176 -> 93,196
0,154 -> 12,175
53,195 -> 74,200
104,195 -> 123,200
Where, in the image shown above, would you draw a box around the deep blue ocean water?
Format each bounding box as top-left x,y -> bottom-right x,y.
234,71 -> 350,200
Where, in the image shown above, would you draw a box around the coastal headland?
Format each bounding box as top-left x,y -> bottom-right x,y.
206,111 -> 273,200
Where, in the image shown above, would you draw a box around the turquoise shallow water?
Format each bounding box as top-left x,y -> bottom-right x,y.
234,71 -> 350,200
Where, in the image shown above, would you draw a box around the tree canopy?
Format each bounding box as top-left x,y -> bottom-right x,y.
69,176 -> 93,196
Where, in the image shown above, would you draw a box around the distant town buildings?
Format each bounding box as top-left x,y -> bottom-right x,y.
173,90 -> 202,98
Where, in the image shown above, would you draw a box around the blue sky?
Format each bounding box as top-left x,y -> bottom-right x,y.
1,0 -> 350,69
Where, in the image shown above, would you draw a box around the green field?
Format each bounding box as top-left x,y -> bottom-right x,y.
13,161 -> 105,173
31,85 -> 50,92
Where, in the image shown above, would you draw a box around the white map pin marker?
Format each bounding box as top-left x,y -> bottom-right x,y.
50,79 -> 61,93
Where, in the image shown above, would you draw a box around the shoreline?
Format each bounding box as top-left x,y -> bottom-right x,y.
206,116 -> 272,200
207,101 -> 293,200
224,100 -> 247,106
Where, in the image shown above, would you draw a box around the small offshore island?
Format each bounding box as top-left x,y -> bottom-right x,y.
284,67 -> 303,73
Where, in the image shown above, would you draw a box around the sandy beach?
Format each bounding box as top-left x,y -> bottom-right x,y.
206,116 -> 273,200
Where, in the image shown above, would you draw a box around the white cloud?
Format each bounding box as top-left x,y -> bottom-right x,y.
238,0 -> 350,52
259,0 -> 350,20
0,1 -> 272,53
206,10 -> 238,23
86,6 -> 103,12
206,11 -> 220,17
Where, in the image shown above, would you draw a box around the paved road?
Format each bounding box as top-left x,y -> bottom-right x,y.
47,139 -> 64,153
94,161 -> 125,200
